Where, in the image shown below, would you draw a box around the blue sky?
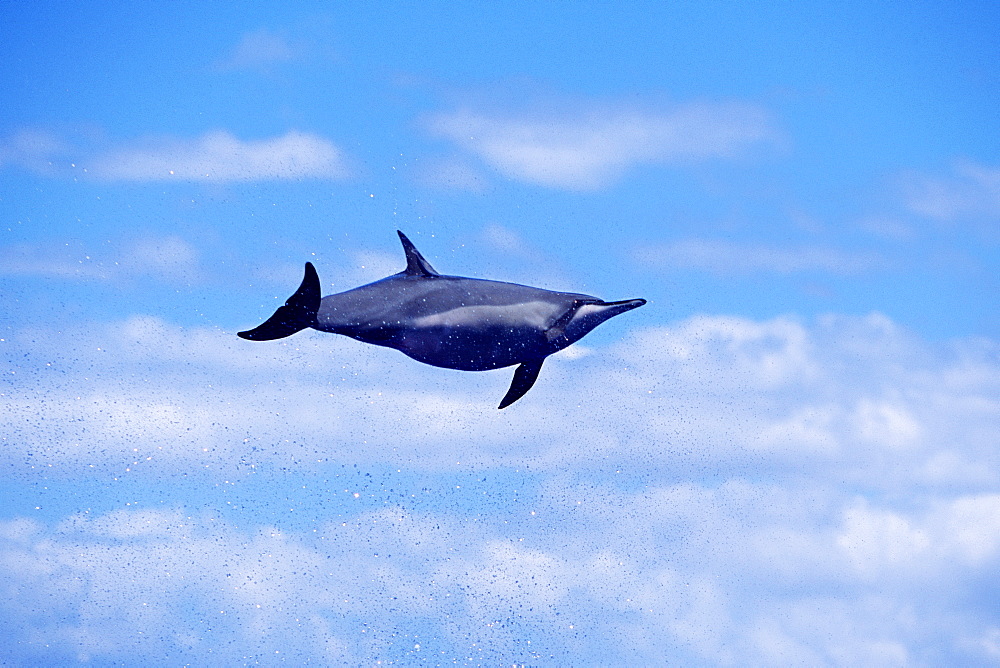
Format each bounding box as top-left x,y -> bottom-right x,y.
1,1 -> 998,665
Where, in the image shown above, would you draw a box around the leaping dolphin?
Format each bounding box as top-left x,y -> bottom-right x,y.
238,231 -> 646,408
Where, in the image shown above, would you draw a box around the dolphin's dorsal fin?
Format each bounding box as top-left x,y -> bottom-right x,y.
397,230 -> 439,277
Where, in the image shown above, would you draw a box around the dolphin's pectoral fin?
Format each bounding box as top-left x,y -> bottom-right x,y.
545,303 -> 577,343
238,262 -> 321,341
544,299 -> 596,343
498,359 -> 545,409
397,230 -> 440,277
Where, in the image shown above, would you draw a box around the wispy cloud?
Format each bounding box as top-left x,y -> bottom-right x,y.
637,238 -> 881,275
212,28 -> 298,72
0,129 -> 72,176
426,100 -> 778,190
0,128 -> 350,183
122,236 -> 204,283
410,155 -> 490,192
1,236 -> 203,283
480,224 -> 545,262
87,130 -> 350,182
902,160 -> 1000,222
0,240 -> 113,280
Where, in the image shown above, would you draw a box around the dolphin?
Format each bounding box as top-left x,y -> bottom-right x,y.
238,231 -> 646,408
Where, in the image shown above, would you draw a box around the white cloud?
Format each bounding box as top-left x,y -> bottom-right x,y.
0,240 -> 113,280
1,127 -> 349,183
836,494 -> 1000,578
480,223 -> 541,259
410,155 -> 490,192
123,235 -> 203,283
857,215 -> 916,241
756,404 -> 840,456
632,314 -> 819,390
961,627 -> 1000,662
0,129 -> 70,176
903,160 -> 1000,221
439,540 -> 569,618
638,238 -> 881,275
6,310 -> 997,483
0,510 -> 361,664
213,29 -> 297,71
426,100 -> 778,190
851,399 -> 922,451
836,502 -> 933,576
0,236 -> 202,283
87,130 -> 350,182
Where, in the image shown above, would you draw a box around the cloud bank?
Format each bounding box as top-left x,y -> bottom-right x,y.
2,310 -> 999,663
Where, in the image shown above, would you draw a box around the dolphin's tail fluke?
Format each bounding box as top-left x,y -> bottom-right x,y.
238,263 -> 320,341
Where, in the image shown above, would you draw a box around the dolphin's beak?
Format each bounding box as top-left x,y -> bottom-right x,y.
600,298 -> 647,313
558,298 -> 647,345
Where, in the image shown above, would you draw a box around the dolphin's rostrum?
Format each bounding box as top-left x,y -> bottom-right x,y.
239,231 -> 646,408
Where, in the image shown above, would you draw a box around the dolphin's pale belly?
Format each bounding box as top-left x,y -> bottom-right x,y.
412,301 -> 557,329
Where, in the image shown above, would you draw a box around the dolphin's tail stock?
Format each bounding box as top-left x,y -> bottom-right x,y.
238,263 -> 320,341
